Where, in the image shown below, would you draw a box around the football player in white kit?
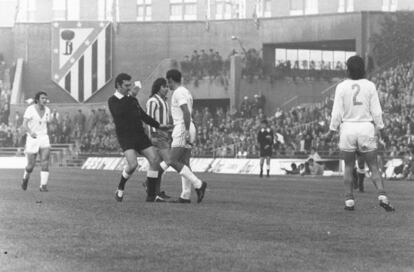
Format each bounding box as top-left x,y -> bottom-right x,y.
326,56 -> 395,211
159,69 -> 207,203
21,91 -> 51,192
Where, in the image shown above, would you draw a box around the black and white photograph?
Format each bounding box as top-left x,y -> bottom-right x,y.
0,0 -> 413,271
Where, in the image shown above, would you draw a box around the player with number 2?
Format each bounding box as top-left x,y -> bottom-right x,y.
325,56 -> 395,212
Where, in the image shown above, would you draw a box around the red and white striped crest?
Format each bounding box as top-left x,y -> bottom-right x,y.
51,21 -> 112,102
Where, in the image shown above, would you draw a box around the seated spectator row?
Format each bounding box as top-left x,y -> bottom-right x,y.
1,59 -> 413,161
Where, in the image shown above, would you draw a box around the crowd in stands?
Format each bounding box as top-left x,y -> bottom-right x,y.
180,48 -> 265,86
190,59 -> 414,160
191,96 -> 333,158
371,61 -> 414,160
0,107 -> 119,154
180,47 -> 349,87
2,55 -> 414,171
180,49 -> 229,87
270,60 -> 347,83
47,108 -> 119,153
0,53 -> 12,146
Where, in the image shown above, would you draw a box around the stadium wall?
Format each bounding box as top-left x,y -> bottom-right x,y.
7,12 -> 388,106
0,27 -> 14,65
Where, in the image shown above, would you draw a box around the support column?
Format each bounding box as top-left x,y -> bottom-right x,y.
229,55 -> 242,112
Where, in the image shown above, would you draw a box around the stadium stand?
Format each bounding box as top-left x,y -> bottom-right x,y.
2,54 -> 414,168
0,57 -> 11,126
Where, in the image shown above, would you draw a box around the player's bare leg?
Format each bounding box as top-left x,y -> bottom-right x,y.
22,153 -> 36,190
161,147 -> 207,203
140,146 -> 163,202
356,157 -> 365,192
156,148 -> 172,199
342,151 -> 356,210
39,147 -> 50,192
115,149 -> 138,202
259,157 -> 264,178
266,156 -> 271,177
180,148 -> 192,202
362,150 -> 395,211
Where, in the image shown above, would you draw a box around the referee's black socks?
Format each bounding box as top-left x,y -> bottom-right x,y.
118,168 -> 131,190
155,171 -> 163,195
146,170 -> 159,199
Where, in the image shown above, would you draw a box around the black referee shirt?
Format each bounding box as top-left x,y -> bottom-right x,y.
108,91 -> 160,139
258,128 -> 274,149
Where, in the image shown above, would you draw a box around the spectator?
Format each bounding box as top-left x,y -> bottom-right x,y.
239,96 -> 251,118
14,111 -> 23,128
283,163 -> 300,175
74,109 -> 86,134
308,158 -> 324,175
87,109 -> 98,131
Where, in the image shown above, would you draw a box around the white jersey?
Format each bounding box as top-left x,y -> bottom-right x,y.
171,86 -> 193,125
23,104 -> 50,136
330,79 -> 384,131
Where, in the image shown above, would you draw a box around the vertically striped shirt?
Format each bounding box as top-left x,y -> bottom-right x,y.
146,94 -> 170,135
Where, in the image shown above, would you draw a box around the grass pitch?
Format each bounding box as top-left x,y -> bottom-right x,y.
1,168 -> 413,272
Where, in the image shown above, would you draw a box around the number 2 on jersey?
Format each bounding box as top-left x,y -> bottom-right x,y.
352,84 -> 363,106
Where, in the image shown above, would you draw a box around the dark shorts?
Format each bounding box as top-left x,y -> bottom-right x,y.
118,133 -> 152,153
151,137 -> 170,150
150,131 -> 171,150
260,147 -> 272,158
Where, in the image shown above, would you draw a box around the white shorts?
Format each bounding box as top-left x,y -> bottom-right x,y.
171,122 -> 196,148
339,122 -> 377,152
25,134 -> 51,154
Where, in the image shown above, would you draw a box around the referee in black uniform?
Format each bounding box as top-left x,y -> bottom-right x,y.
257,119 -> 274,177
108,73 -> 168,202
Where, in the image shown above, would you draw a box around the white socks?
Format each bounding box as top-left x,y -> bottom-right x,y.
180,177 -> 192,200
179,165 -> 202,189
147,170 -> 159,178
23,170 -> 31,180
40,171 -> 49,186
160,161 -> 169,171
378,195 -> 389,203
345,199 -> 355,207
122,168 -> 131,179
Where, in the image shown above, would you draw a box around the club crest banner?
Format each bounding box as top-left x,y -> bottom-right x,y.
51,21 -> 112,102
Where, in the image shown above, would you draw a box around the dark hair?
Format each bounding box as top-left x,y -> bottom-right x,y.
34,91 -> 48,103
166,69 -> 182,83
261,119 -> 268,125
151,78 -> 167,97
115,73 -> 131,88
346,55 -> 365,80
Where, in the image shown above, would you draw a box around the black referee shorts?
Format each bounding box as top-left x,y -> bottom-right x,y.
118,133 -> 152,153
260,147 -> 272,158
